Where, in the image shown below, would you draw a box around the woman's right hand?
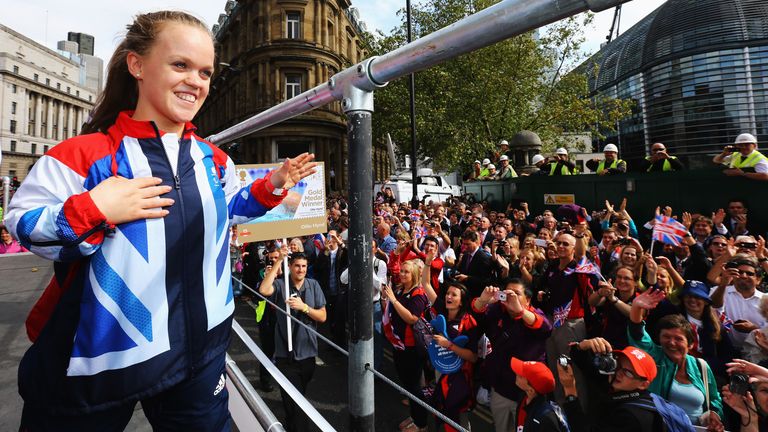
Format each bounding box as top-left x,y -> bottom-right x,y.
90,176 -> 173,224
479,286 -> 499,304
721,385 -> 756,419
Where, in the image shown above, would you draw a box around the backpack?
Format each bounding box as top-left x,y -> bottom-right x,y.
625,393 -> 695,432
526,399 -> 571,432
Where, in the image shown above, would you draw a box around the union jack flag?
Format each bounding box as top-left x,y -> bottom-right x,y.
312,233 -> 326,252
409,209 -> 422,221
719,311 -> 734,332
553,300 -> 573,328
564,256 -> 602,278
652,215 -> 688,246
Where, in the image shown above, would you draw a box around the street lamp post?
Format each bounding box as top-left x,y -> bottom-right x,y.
406,0 -> 419,208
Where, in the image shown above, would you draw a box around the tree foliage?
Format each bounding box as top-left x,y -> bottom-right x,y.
369,0 -> 633,173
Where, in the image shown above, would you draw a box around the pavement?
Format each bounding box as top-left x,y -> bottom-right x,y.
0,254 -> 495,431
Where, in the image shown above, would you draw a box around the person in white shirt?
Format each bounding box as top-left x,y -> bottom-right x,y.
710,255 -> 765,349
340,239 -> 387,369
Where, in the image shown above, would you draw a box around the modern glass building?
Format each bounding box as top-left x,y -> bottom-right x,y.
582,0 -> 768,166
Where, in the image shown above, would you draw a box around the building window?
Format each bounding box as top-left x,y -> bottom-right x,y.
277,141 -> 311,160
13,65 -> 19,74
10,120 -> 16,134
76,90 -> 80,97
46,78 -> 50,86
11,102 -> 16,114
30,143 -> 37,154
34,73 -> 39,81
43,145 -> 49,154
286,12 -> 301,39
285,74 -> 302,99
89,95 -> 92,102
57,83 -> 61,90
67,86 -> 70,93
10,140 -> 17,152
11,84 -> 17,93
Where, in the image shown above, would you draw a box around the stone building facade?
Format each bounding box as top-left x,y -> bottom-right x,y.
0,24 -> 97,180
195,0 -> 392,191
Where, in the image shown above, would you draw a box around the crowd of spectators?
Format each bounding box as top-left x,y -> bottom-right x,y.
232,187 -> 768,432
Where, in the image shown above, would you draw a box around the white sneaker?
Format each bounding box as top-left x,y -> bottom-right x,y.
476,386 -> 490,406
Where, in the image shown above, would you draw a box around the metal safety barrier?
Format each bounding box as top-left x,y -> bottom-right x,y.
225,353 -> 285,432
234,277 -> 469,432
211,0 -> 633,429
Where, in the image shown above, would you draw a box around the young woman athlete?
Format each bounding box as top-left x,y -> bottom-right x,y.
7,11 -> 316,432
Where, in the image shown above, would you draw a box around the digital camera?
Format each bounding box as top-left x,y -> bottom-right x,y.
593,353 -> 618,374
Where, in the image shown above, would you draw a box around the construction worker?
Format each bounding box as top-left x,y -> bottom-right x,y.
496,139 -> 513,164
498,155 -> 518,179
713,133 -> 768,181
478,158 -> 492,179
586,143 -> 626,176
643,142 -> 684,172
547,148 -> 577,176
527,154 -> 549,176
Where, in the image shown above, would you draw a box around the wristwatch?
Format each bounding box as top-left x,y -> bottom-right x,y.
565,395 -> 578,403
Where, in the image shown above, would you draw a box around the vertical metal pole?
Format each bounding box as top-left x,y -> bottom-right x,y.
407,0 -> 419,208
347,109 -> 374,431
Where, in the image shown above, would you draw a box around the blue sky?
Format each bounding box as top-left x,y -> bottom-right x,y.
4,0 -> 665,69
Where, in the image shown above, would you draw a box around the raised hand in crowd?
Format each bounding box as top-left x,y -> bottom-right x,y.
727,359 -> 768,382
712,208 -> 726,227
629,288 -> 666,323
682,211 -> 693,231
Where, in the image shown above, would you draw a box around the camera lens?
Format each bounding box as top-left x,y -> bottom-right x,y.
593,353 -> 618,374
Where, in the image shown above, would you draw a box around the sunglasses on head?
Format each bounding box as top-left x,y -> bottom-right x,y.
555,241 -> 573,247
737,243 -> 757,249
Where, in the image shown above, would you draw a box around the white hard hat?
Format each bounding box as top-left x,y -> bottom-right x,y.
473,160 -> 481,164
487,164 -> 496,170
603,143 -> 618,153
556,147 -> 568,155
499,155 -> 509,161
735,133 -> 757,145
532,154 -> 545,165
482,158 -> 491,165
498,139 -> 509,147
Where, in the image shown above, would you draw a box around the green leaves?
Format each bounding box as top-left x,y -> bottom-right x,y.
368,0 -> 631,173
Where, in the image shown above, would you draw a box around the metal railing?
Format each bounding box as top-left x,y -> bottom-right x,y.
225,353 -> 285,432
210,0 -> 633,429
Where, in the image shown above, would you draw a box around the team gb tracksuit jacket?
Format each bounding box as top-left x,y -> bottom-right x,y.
5,111 -> 287,414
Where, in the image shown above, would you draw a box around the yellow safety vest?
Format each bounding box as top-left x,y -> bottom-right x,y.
597,159 -> 624,174
645,156 -> 677,172
731,150 -> 767,171
549,163 -> 572,176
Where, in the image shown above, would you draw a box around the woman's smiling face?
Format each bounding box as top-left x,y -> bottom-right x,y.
129,22 -> 214,134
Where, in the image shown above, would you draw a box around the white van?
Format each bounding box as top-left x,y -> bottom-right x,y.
376,169 -> 462,204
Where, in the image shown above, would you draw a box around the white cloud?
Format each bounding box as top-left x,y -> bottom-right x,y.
355,0 -> 402,34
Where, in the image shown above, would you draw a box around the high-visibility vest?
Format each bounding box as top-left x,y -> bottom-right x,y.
731,150 -> 767,172
500,165 -> 517,179
645,156 -> 678,172
597,159 -> 624,174
549,162 -> 572,176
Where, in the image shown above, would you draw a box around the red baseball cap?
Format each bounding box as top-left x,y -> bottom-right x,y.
614,346 -> 657,382
510,358 -> 555,395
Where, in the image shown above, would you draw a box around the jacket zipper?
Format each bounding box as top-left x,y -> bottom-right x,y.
154,126 -> 195,377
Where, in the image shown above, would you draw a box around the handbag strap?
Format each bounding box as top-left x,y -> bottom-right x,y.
697,357 -> 710,411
